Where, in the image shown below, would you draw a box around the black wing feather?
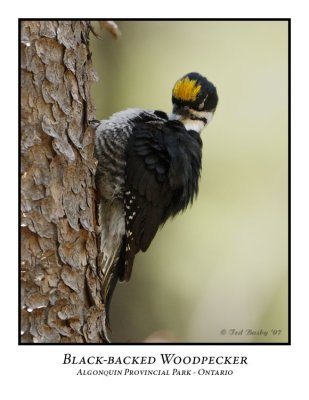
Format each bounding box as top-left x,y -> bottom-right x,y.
119,119 -> 202,282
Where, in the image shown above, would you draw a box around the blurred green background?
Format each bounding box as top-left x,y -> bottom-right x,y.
90,21 -> 289,343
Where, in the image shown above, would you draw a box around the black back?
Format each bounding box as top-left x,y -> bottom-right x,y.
119,119 -> 203,281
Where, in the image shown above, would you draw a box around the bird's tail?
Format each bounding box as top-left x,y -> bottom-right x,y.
100,234 -> 137,335
98,198 -> 125,332
101,252 -> 121,330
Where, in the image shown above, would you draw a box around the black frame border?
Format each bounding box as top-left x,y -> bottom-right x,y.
18,18 -> 291,346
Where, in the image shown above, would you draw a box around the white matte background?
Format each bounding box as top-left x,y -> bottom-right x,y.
1,1 -> 307,399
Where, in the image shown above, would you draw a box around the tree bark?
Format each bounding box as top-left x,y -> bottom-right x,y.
20,20 -> 108,343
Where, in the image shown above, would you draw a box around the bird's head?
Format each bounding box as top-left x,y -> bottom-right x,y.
171,72 -> 218,133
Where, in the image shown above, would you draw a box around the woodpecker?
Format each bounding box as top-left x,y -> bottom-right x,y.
94,72 -> 218,329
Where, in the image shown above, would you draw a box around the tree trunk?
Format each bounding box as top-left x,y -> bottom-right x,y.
20,20 -> 108,343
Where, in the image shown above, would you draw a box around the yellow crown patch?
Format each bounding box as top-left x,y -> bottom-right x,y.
172,77 -> 201,101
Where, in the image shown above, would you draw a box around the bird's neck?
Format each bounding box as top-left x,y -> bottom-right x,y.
169,113 -> 208,133
180,118 -> 206,133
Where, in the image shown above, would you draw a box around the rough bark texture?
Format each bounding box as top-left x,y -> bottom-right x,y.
20,20 -> 108,343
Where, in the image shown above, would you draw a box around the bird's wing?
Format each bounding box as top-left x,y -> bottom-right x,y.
119,119 -> 202,281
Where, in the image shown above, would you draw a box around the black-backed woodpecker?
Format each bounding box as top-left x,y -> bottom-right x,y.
94,72 -> 218,332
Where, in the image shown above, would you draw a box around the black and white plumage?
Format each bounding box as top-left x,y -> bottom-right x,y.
94,72 -> 218,329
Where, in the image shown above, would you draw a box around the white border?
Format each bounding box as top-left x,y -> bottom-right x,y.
2,1 -> 308,397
